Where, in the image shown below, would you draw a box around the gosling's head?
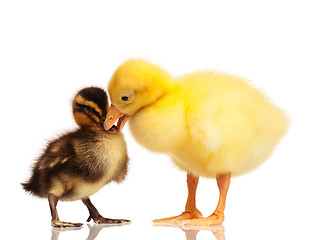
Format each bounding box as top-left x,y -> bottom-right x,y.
105,59 -> 173,132
108,59 -> 172,116
72,87 -> 117,133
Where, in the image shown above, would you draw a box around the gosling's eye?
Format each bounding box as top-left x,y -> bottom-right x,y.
121,96 -> 129,101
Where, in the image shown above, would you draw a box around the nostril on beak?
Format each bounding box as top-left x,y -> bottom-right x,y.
109,116 -> 113,121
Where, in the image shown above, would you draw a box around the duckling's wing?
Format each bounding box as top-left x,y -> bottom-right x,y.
37,131 -> 106,182
38,133 -> 74,170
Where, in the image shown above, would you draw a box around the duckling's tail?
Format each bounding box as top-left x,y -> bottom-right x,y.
21,167 -> 43,197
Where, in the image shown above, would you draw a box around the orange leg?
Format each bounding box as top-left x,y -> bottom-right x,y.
185,173 -> 231,226
153,173 -> 202,225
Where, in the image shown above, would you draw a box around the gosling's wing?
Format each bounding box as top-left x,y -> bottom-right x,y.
188,117 -> 222,153
186,98 -> 223,153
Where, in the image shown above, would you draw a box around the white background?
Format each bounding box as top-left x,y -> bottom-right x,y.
1,0 -> 314,239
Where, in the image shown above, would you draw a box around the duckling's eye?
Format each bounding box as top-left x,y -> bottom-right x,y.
121,96 -> 129,101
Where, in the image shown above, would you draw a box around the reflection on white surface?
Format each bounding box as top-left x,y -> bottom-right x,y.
51,227 -> 82,240
50,223 -> 225,240
51,223 -> 127,240
51,227 -> 78,240
182,225 -> 225,240
154,224 -> 225,240
85,224 -> 110,240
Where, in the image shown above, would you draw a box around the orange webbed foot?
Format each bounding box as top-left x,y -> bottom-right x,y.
153,210 -> 202,225
183,212 -> 224,226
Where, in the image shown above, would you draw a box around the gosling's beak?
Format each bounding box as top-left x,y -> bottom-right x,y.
104,104 -> 130,132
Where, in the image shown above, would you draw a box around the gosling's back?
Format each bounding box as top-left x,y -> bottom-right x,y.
177,71 -> 290,177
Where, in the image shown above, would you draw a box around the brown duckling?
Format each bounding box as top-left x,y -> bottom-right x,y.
22,87 -> 130,228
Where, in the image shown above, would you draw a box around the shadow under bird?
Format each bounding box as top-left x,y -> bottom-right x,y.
22,87 -> 130,228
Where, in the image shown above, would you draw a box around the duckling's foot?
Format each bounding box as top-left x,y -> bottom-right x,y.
153,210 -> 202,225
51,219 -> 83,228
183,212 -> 224,226
82,197 -> 131,225
87,215 -> 131,224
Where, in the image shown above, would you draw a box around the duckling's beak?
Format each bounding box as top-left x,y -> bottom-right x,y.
104,104 -> 130,132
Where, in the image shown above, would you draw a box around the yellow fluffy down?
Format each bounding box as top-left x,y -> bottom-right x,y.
176,72 -> 289,177
111,61 -> 290,178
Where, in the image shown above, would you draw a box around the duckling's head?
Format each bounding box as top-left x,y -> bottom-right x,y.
73,87 -> 117,133
105,59 -> 174,132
